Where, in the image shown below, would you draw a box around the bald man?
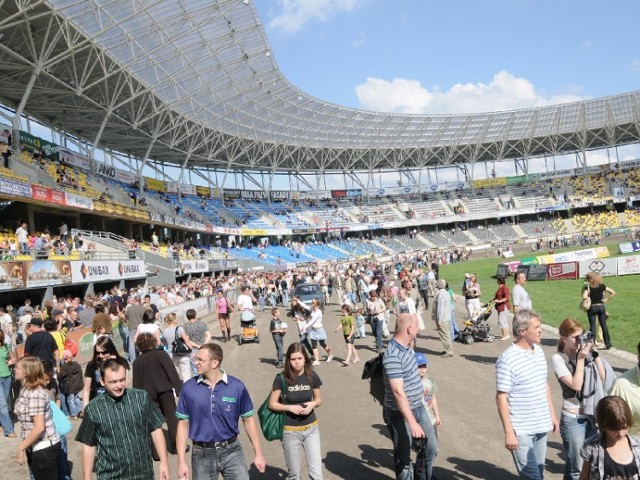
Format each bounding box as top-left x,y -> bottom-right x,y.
382,313 -> 437,480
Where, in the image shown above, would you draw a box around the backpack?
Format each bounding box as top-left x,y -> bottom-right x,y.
361,352 -> 385,404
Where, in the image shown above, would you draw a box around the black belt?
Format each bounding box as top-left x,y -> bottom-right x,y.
193,436 -> 237,449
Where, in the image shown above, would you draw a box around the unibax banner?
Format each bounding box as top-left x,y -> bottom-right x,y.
65,192 -> 94,210
178,260 -> 209,274
71,260 -> 145,283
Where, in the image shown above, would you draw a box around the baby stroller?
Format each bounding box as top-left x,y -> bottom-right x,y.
460,299 -> 496,344
239,309 -> 260,345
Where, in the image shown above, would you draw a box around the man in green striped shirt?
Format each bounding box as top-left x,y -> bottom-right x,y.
75,358 -> 170,480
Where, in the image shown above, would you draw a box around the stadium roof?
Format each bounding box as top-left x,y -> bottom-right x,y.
0,0 -> 639,172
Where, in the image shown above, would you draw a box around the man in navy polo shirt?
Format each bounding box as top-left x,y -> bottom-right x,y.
176,343 -> 266,479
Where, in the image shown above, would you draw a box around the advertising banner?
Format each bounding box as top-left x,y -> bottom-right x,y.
497,261 -> 521,277
70,260 -> 146,283
19,130 -> 59,159
517,264 -> 547,281
240,228 -> 267,236
299,190 -> 331,199
64,192 -> 94,210
222,189 -> 242,199
95,161 -> 138,184
0,262 -> 27,290
26,260 -> 72,287
506,174 -> 541,185
539,170 -> 572,180
472,177 -> 506,189
617,255 -> 640,276
537,246 -> 610,265
178,259 -> 209,274
241,190 -> 268,200
181,184 -> 197,196
270,190 -> 291,200
32,185 -> 67,206
164,182 -> 178,194
145,177 -> 165,192
423,182 -> 469,193
546,262 -> 579,281
620,242 -> 640,254
579,258 -> 618,278
196,186 -> 211,197
519,256 -> 538,265
0,179 -> 32,198
58,148 -> 91,170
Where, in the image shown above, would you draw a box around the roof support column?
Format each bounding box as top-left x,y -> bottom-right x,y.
138,138 -> 157,193
11,60 -> 43,155
177,153 -> 192,202
89,107 -> 113,175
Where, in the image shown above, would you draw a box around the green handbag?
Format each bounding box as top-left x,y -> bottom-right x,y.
258,373 -> 287,441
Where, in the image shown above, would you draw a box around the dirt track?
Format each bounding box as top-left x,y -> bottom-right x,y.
2,295 -> 635,479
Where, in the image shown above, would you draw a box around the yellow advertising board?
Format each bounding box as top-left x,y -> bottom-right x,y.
240,228 -> 267,236
145,177 -> 165,192
472,177 -> 507,189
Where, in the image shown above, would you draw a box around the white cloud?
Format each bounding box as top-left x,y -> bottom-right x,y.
355,70 -> 588,114
267,0 -> 369,34
631,59 -> 640,71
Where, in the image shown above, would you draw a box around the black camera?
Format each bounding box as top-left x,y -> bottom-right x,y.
412,437 -> 426,453
576,331 -> 594,345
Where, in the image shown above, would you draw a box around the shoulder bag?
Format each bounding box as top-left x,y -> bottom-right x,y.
171,326 -> 192,356
580,285 -> 591,312
258,374 -> 287,441
50,400 -> 72,436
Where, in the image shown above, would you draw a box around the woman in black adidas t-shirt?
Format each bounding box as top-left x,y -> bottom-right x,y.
269,342 -> 324,479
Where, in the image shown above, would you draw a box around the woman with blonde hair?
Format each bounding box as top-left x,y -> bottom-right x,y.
553,318 -> 609,480
13,356 -> 61,479
161,312 -> 194,382
583,272 -> 616,350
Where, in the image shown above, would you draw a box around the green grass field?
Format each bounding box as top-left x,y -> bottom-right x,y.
436,241 -> 639,354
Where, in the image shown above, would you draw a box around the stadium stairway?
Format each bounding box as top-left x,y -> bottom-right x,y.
511,224 -> 527,238
415,234 -> 436,248
464,230 -> 479,244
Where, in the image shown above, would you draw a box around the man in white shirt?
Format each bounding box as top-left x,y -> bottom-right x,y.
15,222 -> 28,254
511,272 -> 532,314
496,309 -> 558,480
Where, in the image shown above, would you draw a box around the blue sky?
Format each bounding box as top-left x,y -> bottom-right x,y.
256,0 -> 640,114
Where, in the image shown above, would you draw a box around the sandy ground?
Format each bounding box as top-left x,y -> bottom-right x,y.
1,295 -> 635,480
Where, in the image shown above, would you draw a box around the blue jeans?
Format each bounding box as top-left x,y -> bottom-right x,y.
560,413 -> 596,480
190,348 -> 200,376
347,292 -> 358,307
281,290 -> 290,306
383,406 -> 438,480
512,432 -> 548,480
370,316 -> 383,351
283,424 -> 323,479
59,392 -> 82,417
125,328 -> 136,362
587,304 -> 610,348
191,439 -> 249,480
272,334 -> 284,365
0,375 -> 14,435
450,309 -> 461,340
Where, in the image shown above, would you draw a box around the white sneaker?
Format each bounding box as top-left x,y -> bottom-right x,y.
326,355 -> 334,363
312,360 -> 321,366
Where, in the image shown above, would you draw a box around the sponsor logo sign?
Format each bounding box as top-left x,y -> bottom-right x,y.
0,179 -> 31,198
620,242 -> 640,254
178,260 -> 209,274
546,262 -> 579,280
64,192 -> 93,210
617,255 -> 640,276
537,246 -> 609,265
579,258 -> 618,278
71,260 -> 145,283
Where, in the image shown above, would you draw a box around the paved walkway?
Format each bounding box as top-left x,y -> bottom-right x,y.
2,297 -> 635,479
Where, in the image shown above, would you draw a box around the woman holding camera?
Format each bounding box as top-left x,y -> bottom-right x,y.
553,318 -> 608,480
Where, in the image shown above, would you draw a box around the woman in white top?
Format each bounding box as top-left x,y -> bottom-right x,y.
552,318 -> 606,480
133,311 -> 161,347
306,299 -> 333,366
